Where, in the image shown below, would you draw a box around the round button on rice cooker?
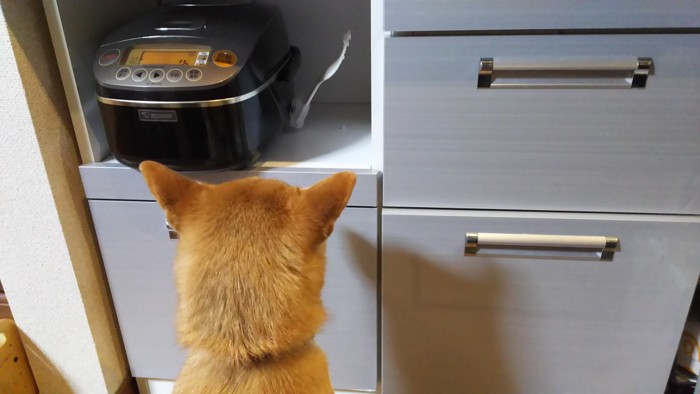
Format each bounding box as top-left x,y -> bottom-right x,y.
186,68 -> 203,81
212,50 -> 237,68
115,67 -> 130,80
99,49 -> 120,66
166,69 -> 183,82
149,69 -> 165,82
132,68 -> 148,82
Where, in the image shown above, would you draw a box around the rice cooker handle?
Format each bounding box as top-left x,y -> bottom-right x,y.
278,46 -> 301,83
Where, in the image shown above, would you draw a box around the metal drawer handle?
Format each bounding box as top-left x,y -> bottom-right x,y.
166,221 -> 179,240
465,232 -> 619,260
478,57 -> 652,89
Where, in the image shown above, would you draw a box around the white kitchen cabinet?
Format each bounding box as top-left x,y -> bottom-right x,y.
382,4 -> 700,393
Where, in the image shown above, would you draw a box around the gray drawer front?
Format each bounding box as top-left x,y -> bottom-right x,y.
382,209 -> 700,394
80,163 -> 379,208
90,201 -> 378,391
385,35 -> 700,213
385,0 -> 700,31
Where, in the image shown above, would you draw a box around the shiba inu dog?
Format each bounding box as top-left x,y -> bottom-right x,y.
139,161 -> 356,394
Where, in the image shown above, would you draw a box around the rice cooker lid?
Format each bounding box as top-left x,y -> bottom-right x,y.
93,3 -> 291,102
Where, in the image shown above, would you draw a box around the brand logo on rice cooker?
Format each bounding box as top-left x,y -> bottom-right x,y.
138,109 -> 177,122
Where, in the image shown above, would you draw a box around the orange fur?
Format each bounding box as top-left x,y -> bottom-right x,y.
139,161 -> 356,394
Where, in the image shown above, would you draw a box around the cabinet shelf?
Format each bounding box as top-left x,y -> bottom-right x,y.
259,103 -> 371,169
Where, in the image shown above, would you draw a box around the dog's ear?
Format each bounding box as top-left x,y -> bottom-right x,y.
304,172 -> 357,240
139,161 -> 203,229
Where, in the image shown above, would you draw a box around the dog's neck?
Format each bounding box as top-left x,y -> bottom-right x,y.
245,337 -> 315,366
194,336 -> 316,369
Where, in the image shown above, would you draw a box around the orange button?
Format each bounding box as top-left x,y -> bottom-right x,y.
213,50 -> 237,68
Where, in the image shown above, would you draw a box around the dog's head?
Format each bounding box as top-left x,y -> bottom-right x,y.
140,161 -> 356,363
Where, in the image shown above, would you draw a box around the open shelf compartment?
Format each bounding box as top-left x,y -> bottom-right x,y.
46,0 -> 378,171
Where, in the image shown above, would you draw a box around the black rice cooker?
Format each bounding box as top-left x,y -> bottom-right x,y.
93,3 -> 300,170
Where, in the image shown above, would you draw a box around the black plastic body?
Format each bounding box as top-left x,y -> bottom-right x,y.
100,71 -> 294,171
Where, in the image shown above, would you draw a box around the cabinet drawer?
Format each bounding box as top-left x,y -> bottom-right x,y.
80,164 -> 379,208
382,209 -> 700,394
385,0 -> 700,31
90,201 -> 378,391
385,34 -> 700,213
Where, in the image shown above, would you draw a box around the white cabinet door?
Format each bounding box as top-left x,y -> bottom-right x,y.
90,201 -> 378,391
383,208 -> 700,394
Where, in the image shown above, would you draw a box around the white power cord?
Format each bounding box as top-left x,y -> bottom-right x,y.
289,31 -> 351,129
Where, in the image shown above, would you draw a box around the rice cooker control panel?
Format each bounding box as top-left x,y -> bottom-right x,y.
95,43 -> 240,89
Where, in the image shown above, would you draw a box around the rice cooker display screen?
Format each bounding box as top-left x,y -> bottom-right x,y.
125,48 -> 209,66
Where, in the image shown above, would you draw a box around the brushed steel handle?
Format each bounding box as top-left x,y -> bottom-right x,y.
478,57 -> 652,89
166,221 -> 179,240
465,232 -> 619,260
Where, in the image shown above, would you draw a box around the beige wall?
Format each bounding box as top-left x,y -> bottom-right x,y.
0,1 -> 127,392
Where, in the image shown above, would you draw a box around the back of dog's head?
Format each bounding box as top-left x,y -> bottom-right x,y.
140,161 -> 356,363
